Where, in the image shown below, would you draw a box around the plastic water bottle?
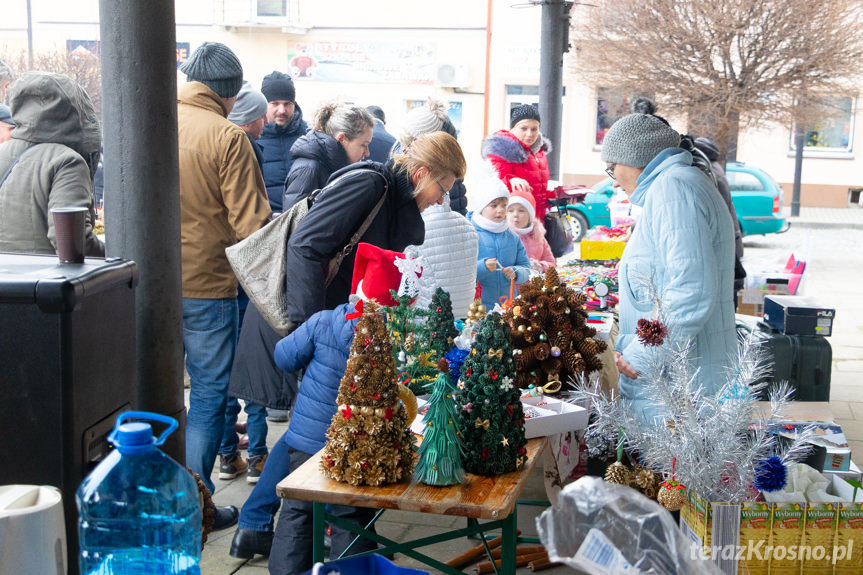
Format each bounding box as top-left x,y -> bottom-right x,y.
76,412 -> 202,575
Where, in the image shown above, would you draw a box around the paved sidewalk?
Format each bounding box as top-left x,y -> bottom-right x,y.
788,206 -> 863,229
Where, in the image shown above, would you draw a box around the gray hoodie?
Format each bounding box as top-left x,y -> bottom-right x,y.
0,71 -> 104,256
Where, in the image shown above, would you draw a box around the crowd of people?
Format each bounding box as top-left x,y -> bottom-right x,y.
0,40 -> 738,574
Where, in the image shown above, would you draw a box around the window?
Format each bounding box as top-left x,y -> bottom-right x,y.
256,0 -> 287,18
596,88 -> 643,146
504,85 -> 564,128
791,96 -> 856,154
726,171 -> 764,193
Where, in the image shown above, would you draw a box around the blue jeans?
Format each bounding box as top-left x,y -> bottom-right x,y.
183,297 -> 238,495
220,397 -> 268,457
238,436 -> 291,532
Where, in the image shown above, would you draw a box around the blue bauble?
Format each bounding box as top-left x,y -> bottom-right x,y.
754,456 -> 787,492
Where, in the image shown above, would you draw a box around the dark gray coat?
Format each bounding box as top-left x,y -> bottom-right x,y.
281,130 -> 349,210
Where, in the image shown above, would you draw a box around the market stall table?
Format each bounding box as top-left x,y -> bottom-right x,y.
276,437 -> 548,575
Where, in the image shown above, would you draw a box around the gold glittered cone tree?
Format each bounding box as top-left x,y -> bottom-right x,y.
321,302 -> 415,486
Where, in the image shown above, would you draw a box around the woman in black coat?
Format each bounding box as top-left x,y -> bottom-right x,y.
281,102 -> 375,210
230,132 -> 467,409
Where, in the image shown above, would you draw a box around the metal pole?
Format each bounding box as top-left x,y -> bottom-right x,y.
26,0 -> 34,68
792,123 -> 804,217
99,0 -> 186,461
539,0 -> 568,181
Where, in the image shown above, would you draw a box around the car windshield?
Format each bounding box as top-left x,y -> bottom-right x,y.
591,178 -> 613,192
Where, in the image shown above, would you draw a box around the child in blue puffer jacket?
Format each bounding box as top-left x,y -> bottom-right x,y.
469,161 -> 531,310
229,243 -> 421,574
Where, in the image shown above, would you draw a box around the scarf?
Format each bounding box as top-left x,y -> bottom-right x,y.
511,222 -> 535,235
473,212 -> 509,234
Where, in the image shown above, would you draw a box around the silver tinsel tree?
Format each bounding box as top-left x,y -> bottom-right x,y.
569,277 -> 812,502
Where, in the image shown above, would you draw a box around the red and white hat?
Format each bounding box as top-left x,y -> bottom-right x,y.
351,243 -> 423,307
508,189 -> 536,222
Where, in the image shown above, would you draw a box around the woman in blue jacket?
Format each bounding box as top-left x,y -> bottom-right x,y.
601,114 -> 736,426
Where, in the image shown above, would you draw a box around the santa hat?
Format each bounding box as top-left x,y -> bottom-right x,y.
351,243 -> 423,307
508,189 -> 536,222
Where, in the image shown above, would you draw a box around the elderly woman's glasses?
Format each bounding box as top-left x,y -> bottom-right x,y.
605,163 -> 617,180
436,180 -> 452,195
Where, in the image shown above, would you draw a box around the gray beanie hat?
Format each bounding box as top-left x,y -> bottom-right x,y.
179,42 -> 243,99
601,113 -> 680,168
228,81 -> 268,126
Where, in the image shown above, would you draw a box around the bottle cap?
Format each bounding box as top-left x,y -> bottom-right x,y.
108,411 -> 178,455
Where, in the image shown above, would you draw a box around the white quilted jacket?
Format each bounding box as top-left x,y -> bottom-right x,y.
406,195 -> 478,318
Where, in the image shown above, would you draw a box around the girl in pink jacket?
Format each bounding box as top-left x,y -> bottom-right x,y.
507,189 -> 556,273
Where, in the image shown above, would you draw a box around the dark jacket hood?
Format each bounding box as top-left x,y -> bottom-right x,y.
290,130 -> 350,172
10,71 -> 101,158
262,103 -> 305,138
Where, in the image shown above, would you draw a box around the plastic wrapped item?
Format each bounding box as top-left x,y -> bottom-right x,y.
537,476 -> 722,575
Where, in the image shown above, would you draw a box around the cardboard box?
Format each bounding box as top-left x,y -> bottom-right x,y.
737,289 -> 789,317
763,295 -> 835,337
586,312 -> 615,342
521,395 -> 588,439
773,421 -> 852,472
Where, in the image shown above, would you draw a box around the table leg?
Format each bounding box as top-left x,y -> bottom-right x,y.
500,508 -> 517,575
313,501 -> 325,563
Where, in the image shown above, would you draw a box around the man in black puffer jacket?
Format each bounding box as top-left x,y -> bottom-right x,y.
258,71 -> 308,213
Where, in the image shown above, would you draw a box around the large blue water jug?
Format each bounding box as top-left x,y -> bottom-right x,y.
76,411 -> 202,575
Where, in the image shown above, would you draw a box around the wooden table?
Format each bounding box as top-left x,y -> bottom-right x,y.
277,437 -> 548,575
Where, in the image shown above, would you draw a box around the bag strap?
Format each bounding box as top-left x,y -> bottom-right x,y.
323,169 -> 389,286
0,143 -> 38,191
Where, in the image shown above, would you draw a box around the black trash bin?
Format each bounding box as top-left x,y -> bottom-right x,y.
0,253 -> 138,575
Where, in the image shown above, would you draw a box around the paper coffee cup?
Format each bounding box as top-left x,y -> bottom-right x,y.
51,207 -> 88,264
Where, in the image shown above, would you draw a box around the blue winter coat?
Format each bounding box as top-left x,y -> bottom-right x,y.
367,119 -> 396,164
468,212 -> 531,310
274,302 -> 358,454
258,105 -> 308,212
616,148 -> 736,425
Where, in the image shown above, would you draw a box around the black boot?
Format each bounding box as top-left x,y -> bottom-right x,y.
229,528 -> 274,558
212,505 -> 239,531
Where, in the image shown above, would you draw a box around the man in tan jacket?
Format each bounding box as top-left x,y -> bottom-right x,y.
177,42 -> 271,530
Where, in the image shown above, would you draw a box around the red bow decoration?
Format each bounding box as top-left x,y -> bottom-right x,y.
345,299 -> 364,320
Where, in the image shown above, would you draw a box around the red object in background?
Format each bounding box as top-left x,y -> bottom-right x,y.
474,281 -> 482,301
549,184 -> 589,202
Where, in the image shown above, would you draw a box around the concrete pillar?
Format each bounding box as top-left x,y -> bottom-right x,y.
99,1 -> 186,460
539,0 -> 570,181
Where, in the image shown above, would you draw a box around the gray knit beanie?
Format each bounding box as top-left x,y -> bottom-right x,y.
601,113 -> 680,168
228,81 -> 268,126
179,42 -> 243,99
400,102 -> 446,144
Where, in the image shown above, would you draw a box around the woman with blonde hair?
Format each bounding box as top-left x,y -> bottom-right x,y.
282,101 -> 374,210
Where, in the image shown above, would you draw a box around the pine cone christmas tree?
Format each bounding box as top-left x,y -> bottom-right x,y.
544,267 -> 561,292
321,302 -> 414,486
456,312 -> 526,475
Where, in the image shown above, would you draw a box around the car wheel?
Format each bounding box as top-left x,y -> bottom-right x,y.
568,211 -> 589,242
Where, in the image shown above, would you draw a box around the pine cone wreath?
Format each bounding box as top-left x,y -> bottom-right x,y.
578,337 -> 599,357
548,295 -> 567,314
534,341 -> 551,361
541,356 -> 563,375
585,354 -> 603,373
544,268 -> 561,292
187,467 -> 214,548
604,461 -> 632,485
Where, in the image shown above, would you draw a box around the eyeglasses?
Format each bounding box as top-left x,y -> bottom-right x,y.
436,180 -> 453,195
605,163 -> 617,180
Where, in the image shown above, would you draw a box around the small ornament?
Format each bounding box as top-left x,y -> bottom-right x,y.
658,480 -> 687,511
754,456 -> 787,492
636,318 -> 668,347
550,346 -> 561,357
404,333 -> 416,352
501,437 -> 509,447
604,461 -> 631,485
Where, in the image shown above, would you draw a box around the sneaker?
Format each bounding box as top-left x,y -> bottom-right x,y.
247,453 -> 268,484
219,451 -> 248,480
266,408 -> 289,422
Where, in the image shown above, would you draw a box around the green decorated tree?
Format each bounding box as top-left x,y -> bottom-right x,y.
414,359 -> 465,485
385,292 -> 433,394
426,287 -> 458,360
456,312 -> 527,475
321,302 -> 415,486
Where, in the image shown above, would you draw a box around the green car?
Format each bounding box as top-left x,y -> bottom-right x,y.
556,162 -> 788,241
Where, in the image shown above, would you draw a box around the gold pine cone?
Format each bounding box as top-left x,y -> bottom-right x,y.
604,461 -> 631,485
